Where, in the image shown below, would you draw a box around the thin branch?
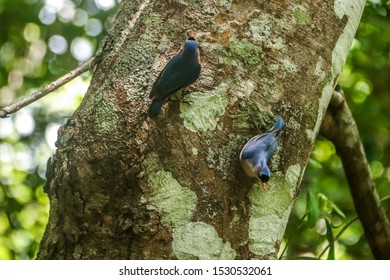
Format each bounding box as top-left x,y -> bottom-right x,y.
317,216 -> 359,259
0,57 -> 94,118
380,196 -> 390,203
320,87 -> 390,259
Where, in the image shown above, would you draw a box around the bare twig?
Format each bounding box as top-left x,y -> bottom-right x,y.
0,57 -> 94,118
320,87 -> 390,259
0,0 -> 153,119
380,196 -> 390,203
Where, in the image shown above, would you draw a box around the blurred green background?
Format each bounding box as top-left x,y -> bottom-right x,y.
0,0 -> 119,259
0,0 -> 389,259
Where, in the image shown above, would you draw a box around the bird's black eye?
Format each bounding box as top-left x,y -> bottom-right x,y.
258,174 -> 269,183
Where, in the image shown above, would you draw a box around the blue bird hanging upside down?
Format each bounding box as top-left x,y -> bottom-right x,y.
148,31 -> 201,117
239,116 -> 286,190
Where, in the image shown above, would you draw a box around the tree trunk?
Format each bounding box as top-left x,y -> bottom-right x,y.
37,0 -> 366,259
321,89 -> 390,259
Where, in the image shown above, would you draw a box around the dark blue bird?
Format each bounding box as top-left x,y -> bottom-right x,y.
239,116 -> 286,190
148,31 -> 201,117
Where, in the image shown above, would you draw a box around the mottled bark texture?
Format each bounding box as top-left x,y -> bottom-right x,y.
321,89 -> 390,259
37,0 -> 366,259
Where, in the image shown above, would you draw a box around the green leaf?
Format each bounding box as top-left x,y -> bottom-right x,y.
306,191 -> 320,228
325,217 -> 335,260
317,193 -> 346,218
376,6 -> 387,17
328,201 -> 346,219
317,193 -> 328,210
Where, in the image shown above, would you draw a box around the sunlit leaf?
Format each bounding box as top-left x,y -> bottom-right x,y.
318,193 -> 328,211
328,201 -> 346,219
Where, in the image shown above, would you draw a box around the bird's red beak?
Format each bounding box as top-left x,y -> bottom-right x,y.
261,182 -> 267,190
188,30 -> 195,39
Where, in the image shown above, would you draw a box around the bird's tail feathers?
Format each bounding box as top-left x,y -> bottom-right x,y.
269,116 -> 286,136
148,100 -> 165,118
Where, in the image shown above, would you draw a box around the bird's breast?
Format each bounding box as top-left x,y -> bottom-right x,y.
240,159 -> 258,178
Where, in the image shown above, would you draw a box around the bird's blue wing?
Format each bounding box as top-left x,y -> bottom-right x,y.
240,116 -> 285,160
240,133 -> 277,161
240,134 -> 266,160
149,54 -> 201,101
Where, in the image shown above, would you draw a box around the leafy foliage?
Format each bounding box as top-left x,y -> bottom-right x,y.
283,1 -> 390,259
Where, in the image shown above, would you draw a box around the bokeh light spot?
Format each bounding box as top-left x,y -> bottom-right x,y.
0,118 -> 14,138
58,1 -> 76,23
45,123 -> 61,150
70,37 -> 93,62
370,161 -> 384,179
8,71 -> 24,90
10,230 -> 33,254
14,110 -> 36,137
85,18 -> 103,36
73,8 -> 89,26
38,6 -> 56,25
9,183 -> 32,205
352,80 -> 371,104
48,35 -> 68,55
23,23 -> 41,43
0,42 -> 16,64
45,0 -> 65,12
312,140 -> 336,162
95,0 -> 116,11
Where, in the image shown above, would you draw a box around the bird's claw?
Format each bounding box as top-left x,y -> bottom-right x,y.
179,95 -> 193,105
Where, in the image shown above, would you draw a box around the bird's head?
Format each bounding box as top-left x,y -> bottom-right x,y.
183,31 -> 199,55
184,39 -> 198,54
258,166 -> 270,190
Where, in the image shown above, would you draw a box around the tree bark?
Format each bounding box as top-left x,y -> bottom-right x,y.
37,0 -> 366,259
